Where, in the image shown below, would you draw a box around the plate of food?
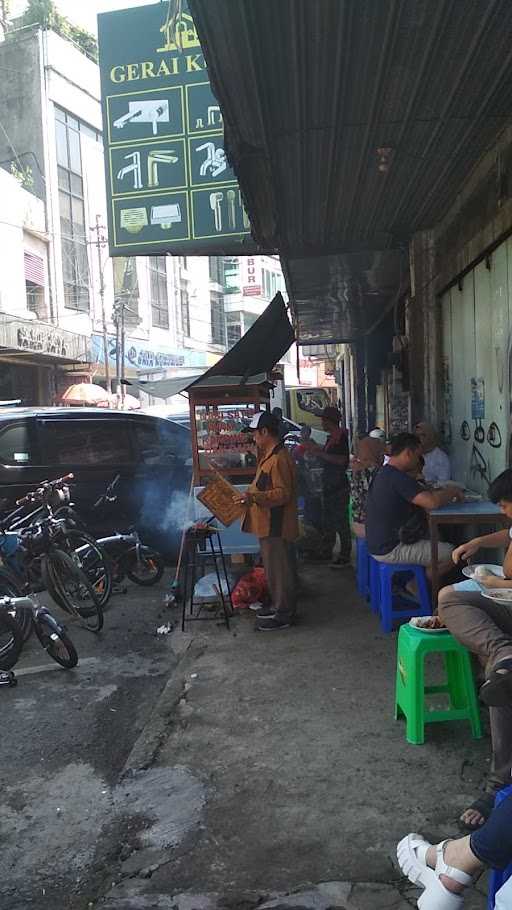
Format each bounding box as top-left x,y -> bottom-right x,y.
409,616 -> 449,632
462,564 -> 504,579
481,588 -> 512,604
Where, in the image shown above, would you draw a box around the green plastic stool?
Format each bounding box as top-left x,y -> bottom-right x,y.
395,624 -> 482,745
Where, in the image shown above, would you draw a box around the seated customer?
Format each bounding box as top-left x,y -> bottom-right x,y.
414,421 -> 451,484
437,467 -> 512,830
350,435 -> 385,539
365,433 -> 462,582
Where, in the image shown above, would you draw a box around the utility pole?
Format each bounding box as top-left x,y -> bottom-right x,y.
90,216 -> 110,392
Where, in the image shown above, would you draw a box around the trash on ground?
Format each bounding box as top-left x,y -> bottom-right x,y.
156,622 -> 174,636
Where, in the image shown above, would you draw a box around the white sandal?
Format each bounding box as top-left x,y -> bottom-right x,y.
397,834 -> 473,909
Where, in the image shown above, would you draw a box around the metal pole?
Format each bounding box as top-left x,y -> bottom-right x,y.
92,215 -> 110,393
120,299 -> 126,406
114,303 -> 121,406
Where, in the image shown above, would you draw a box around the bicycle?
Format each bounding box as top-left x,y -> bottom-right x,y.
0,595 -> 78,669
0,476 -> 104,633
0,606 -> 23,670
55,474 -> 165,589
4,475 -> 112,610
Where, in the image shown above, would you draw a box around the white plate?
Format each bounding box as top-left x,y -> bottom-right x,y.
481,589 -> 512,604
462,564 -> 504,579
409,618 -> 449,632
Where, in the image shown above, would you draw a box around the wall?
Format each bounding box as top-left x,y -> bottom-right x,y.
441,241 -> 512,492
0,166 -> 48,317
0,27 -> 46,199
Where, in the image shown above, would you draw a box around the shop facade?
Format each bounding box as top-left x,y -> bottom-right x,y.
0,314 -> 90,405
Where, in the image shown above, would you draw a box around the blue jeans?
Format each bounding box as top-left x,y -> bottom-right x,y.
470,793 -> 512,869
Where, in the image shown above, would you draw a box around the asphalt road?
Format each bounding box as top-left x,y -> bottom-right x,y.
0,577 -> 178,910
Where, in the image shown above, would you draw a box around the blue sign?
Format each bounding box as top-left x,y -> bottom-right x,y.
90,334 -> 207,372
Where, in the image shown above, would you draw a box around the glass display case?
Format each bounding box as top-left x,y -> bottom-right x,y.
188,376 -> 271,484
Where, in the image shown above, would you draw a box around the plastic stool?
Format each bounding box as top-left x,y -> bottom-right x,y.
395,624 -> 482,745
356,538 -> 370,599
488,785 -> 512,909
376,562 -> 431,633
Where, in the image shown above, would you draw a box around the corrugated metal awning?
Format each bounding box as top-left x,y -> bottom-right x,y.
24,251 -> 45,287
188,0 -> 512,342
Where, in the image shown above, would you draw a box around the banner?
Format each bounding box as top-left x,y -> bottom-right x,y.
98,2 -> 257,258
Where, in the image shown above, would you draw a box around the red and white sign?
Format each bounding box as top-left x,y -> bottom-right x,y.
240,257 -> 261,297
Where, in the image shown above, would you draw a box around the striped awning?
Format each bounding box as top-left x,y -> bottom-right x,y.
24,251 -> 45,287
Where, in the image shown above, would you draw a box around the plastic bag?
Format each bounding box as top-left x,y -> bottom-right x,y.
231,567 -> 269,610
193,572 -> 235,603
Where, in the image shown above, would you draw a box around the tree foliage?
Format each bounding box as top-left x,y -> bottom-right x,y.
20,0 -> 98,62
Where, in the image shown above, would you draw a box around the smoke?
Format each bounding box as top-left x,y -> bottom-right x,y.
140,485 -> 194,537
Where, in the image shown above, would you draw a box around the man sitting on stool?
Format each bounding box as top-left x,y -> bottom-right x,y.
365,432 -> 462,592
235,412 -> 299,632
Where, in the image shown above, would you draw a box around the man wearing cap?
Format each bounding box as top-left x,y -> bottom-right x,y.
304,406 -> 351,568
235,412 -> 299,631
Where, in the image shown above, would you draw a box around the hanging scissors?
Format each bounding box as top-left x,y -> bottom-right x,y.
487,422 -> 503,448
460,420 -> 471,441
474,419 -> 485,444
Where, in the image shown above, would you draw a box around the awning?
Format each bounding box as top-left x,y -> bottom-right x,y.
188,0 -> 512,342
285,249 -> 409,343
125,292 -> 294,399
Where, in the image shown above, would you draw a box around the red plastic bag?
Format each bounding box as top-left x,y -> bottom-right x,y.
231,567 -> 269,609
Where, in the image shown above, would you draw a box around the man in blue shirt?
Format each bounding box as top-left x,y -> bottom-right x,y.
366,432 -> 462,579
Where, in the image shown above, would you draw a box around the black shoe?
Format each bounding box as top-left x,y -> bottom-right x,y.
256,606 -> 276,619
256,615 -> 291,632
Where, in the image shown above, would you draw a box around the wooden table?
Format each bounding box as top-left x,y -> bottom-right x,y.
429,500 -> 508,607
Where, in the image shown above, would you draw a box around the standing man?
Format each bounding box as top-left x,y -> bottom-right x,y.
235,412 -> 299,631
304,406 -> 351,568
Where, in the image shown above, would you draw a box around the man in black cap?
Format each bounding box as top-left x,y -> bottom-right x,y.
304,406 -> 351,568
235,411 -> 299,631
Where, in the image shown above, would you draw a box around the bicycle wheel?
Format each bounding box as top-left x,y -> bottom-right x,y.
34,611 -> 78,669
0,571 -> 31,641
64,531 -> 112,608
0,609 -> 23,670
126,549 -> 165,586
44,549 -> 103,633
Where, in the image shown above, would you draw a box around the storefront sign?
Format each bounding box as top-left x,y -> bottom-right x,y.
241,257 -> 262,296
98,1 -> 257,257
91,334 -> 207,372
0,314 -> 88,363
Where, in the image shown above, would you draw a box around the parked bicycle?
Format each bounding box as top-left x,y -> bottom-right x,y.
0,595 -> 77,670
55,475 -> 165,589
0,475 -> 104,632
3,475 -> 112,609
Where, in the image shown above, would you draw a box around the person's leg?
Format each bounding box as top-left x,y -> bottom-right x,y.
438,585 -> 512,826
399,800 -> 512,900
260,537 -> 296,622
470,792 -> 512,870
437,585 -> 512,672
335,487 -> 352,564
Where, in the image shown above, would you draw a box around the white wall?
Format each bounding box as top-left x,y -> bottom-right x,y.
0,167 -> 48,317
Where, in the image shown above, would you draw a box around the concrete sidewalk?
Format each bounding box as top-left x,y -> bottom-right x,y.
102,566 -> 490,909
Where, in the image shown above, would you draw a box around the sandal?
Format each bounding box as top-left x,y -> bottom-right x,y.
479,658 -> 512,707
458,793 -> 495,832
397,834 -> 473,909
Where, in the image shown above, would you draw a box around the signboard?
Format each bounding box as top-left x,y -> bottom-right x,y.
90,334 -> 208,373
98,2 -> 256,257
241,256 -> 262,297
0,314 -> 89,363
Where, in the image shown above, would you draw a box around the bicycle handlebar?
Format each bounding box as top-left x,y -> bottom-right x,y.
16,473 -> 74,506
